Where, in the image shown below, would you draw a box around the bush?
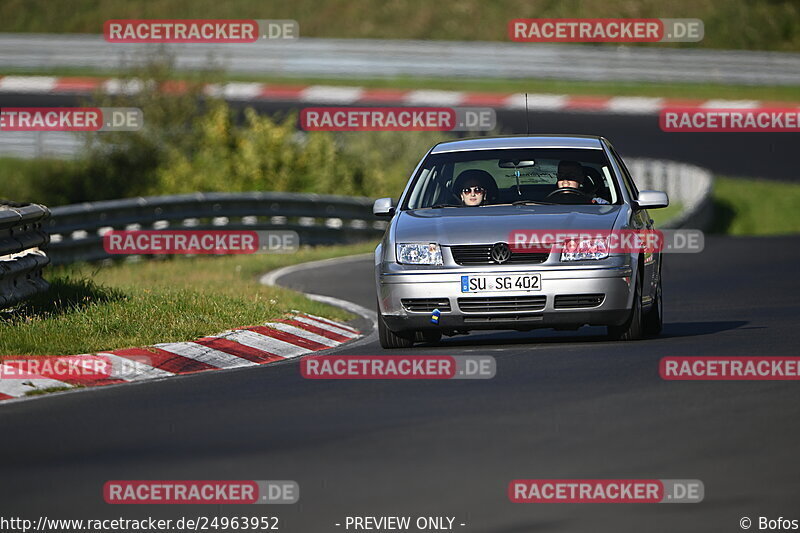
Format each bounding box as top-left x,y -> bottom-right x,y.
152,105 -> 449,198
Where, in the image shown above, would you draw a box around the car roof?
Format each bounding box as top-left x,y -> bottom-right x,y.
430,135 -> 605,154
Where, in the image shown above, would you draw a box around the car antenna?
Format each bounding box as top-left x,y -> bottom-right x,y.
525,93 -> 530,135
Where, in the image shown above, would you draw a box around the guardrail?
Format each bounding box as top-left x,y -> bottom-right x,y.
627,158 -> 714,229
0,203 -> 51,309
1,34 -> 798,85
46,192 -> 388,265
0,131 -> 82,160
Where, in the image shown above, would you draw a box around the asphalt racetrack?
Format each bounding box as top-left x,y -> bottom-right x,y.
1,235 -> 799,532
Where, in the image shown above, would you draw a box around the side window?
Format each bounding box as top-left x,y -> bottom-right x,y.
609,146 -> 639,199
411,163 -> 455,208
421,166 -> 444,206
405,168 -> 429,208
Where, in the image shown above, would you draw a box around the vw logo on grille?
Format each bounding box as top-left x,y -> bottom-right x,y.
490,242 -> 511,264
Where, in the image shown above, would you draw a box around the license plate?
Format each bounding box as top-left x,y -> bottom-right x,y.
460,274 -> 541,293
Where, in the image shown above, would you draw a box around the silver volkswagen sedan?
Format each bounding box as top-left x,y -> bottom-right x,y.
373,135 -> 668,348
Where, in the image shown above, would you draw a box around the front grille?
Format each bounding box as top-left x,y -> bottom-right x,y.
450,245 -> 549,265
457,295 -> 546,313
554,294 -> 605,309
401,298 -> 451,312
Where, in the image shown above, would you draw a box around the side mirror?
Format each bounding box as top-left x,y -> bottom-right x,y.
373,197 -> 395,217
635,190 -> 669,209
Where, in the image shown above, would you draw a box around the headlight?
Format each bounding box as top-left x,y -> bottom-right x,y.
561,238 -> 609,261
397,243 -> 443,265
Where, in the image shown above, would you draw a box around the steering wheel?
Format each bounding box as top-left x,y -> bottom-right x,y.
583,174 -> 600,195
545,187 -> 593,204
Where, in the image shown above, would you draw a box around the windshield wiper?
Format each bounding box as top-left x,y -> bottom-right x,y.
429,203 -> 460,209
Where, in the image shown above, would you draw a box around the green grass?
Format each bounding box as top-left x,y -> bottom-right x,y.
1,0 -> 799,51
0,242 -> 376,357
711,176 -> 800,235
3,67 -> 799,103
651,202 -> 683,226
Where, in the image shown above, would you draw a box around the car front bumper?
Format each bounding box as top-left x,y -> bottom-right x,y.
377,263 -> 635,332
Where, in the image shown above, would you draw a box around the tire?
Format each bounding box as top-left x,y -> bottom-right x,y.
643,271 -> 663,337
415,330 -> 442,344
378,310 -> 415,349
608,273 -> 644,341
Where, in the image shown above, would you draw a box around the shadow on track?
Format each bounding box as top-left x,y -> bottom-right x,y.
660,320 -> 749,338
409,320 -> 749,349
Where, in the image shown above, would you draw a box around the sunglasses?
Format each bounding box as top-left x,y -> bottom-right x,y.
461,186 -> 486,195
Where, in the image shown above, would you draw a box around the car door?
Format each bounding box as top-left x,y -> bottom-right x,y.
609,145 -> 659,305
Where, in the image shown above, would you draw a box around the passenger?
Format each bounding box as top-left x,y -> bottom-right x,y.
453,170 -> 496,207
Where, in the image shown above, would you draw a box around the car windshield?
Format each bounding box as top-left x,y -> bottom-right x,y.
403,148 -> 620,209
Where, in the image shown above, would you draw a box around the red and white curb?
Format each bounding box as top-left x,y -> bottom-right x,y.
0,313 -> 360,402
1,75 -> 798,115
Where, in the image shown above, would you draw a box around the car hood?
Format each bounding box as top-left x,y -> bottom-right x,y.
394,205 -> 623,245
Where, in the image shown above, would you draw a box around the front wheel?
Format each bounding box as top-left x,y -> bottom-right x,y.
608,274 -> 644,341
378,310 -> 415,349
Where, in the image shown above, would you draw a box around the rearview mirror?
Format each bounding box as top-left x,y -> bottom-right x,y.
373,197 -> 395,217
635,190 -> 670,209
499,160 -> 535,168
